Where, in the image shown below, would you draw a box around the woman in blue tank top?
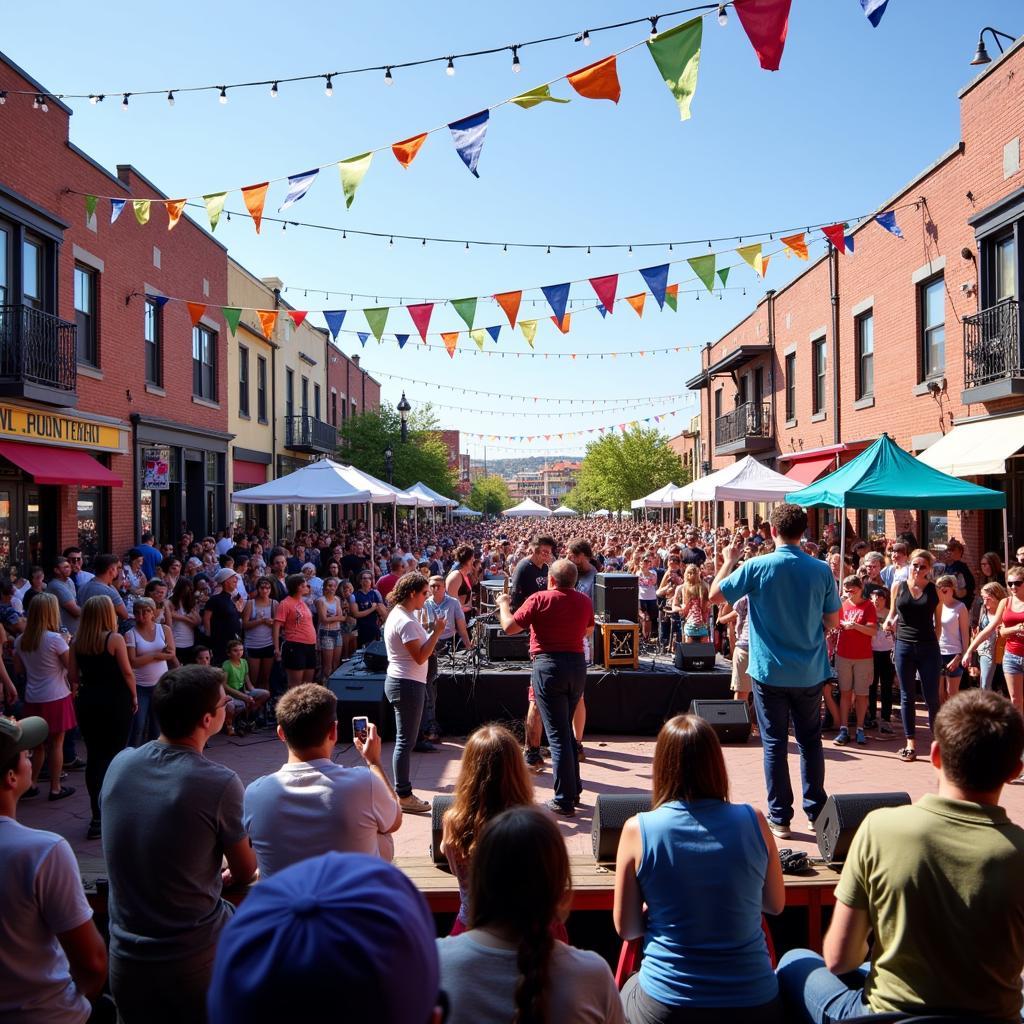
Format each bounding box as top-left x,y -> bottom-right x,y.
614,715 -> 785,1023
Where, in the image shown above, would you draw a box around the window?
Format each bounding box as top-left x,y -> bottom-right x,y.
144,297 -> 161,385
714,388 -> 722,421
753,367 -> 763,404
77,488 -> 105,560
238,345 -> 250,417
855,311 -> 873,399
858,508 -> 886,538
22,238 -> 42,308
737,375 -> 748,406
920,276 -> 945,377
192,325 -> 216,400
331,389 -> 338,426
285,368 -> 294,420
314,383 -> 321,421
0,225 -> 8,306
995,234 -> 1017,301
785,352 -> 796,421
257,356 -> 268,422
812,337 -> 827,414
923,510 -> 949,551
74,264 -> 97,366
301,376 -> 309,418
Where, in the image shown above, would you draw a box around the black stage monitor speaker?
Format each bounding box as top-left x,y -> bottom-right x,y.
326,673 -> 395,741
485,622 -> 530,661
595,573 -> 639,624
675,642 -> 717,671
362,640 -> 389,673
592,793 -> 652,863
431,794 -> 454,866
690,699 -> 752,744
815,791 -> 911,864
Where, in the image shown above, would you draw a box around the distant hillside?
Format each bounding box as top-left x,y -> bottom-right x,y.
470,455 -> 575,477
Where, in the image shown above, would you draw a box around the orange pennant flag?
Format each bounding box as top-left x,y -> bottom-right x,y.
761,256 -> 771,276
287,310 -> 307,328
494,290 -> 523,328
442,332 -> 459,358
780,232 -> 808,259
164,199 -> 187,231
186,302 -> 207,327
567,54 -> 621,103
625,293 -> 646,317
257,309 -> 278,339
392,133 -> 428,169
242,182 -> 270,233
550,313 -> 571,334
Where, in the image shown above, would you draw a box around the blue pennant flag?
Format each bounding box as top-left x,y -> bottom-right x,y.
110,199 -> 126,224
395,334 -> 409,349
845,235 -> 855,254
874,210 -> 904,239
597,304 -> 608,318
448,110 -> 490,178
860,0 -> 889,27
541,282 -> 570,322
639,264 -> 670,309
145,293 -> 170,308
278,169 -> 319,212
486,325 -> 501,343
324,310 -> 347,341
357,332 -> 369,347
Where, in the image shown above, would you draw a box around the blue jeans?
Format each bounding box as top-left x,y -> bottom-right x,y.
752,680 -> 827,826
385,677 -> 425,797
979,653 -> 998,691
893,639 -> 940,740
776,949 -> 873,1024
532,652 -> 587,809
127,685 -> 157,748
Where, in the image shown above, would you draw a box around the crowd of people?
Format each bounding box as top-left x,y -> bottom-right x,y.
4,505 -> 1024,1022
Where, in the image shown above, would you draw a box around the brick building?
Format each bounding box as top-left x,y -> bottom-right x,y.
433,429 -> 470,496
686,38 -> 1024,562
541,460 -> 580,509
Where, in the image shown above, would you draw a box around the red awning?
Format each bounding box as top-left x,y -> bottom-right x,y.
0,440 -> 122,487
784,454 -> 836,486
232,459 -> 268,486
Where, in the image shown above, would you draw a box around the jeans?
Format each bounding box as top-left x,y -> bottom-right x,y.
893,639 -> 940,740
979,653 -> 998,691
532,652 -> 587,809
421,676 -> 439,737
868,651 -> 895,722
752,680 -> 827,826
622,974 -> 782,1023
75,684 -> 133,821
127,685 -> 158,748
385,676 -> 425,797
776,949 -> 872,1024
110,945 -> 218,1024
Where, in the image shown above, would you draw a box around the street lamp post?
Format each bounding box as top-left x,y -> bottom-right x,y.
383,445 -> 394,485
397,392 -> 411,443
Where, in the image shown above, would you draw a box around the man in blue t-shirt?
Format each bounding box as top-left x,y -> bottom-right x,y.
711,503 -> 840,839
138,532 -> 163,581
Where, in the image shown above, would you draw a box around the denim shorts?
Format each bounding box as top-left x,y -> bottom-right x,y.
1003,650 -> 1024,676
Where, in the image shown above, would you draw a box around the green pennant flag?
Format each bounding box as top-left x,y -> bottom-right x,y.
339,153 -> 373,209
451,297 -> 478,331
364,306 -> 388,342
470,329 -> 486,350
84,195 -> 98,220
647,17 -> 702,122
132,200 -> 151,226
221,307 -> 242,335
203,192 -> 227,231
688,254 -> 716,292
509,85 -> 571,109
717,267 -> 730,288
665,288 -> 678,312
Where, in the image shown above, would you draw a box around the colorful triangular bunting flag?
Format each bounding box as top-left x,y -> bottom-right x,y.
665,284 -> 679,312
364,307 -> 388,342
494,291 -> 522,328
822,223 -> 847,253
861,0 -> 889,27
221,307 -> 242,335
339,153 -> 373,209
132,200 -> 151,226
589,274 -> 619,313
519,320 -> 538,348
646,17 -> 702,121
509,85 -> 570,109
688,254 -> 716,292
84,195 -> 98,220
279,169 -> 318,212
734,0 -> 793,71
241,183 -> 269,233
567,54 -> 621,103
396,334 -> 409,349
164,200 -> 187,231
392,133 -> 428,169
448,110 -> 489,178
486,325 -> 501,344
110,199 -> 126,224
407,303 -> 433,343
640,264 -> 669,309
357,332 -> 369,347
541,282 -> 570,322
203,192 -> 227,232
324,310 -> 346,341
551,314 -> 571,334
625,293 -> 646,317
257,310 -> 278,339
875,211 -> 904,238
287,310 -> 307,328
186,302 -> 207,327
451,297 -> 478,331
441,332 -> 459,358
781,232 -> 809,259
717,267 -> 730,287
470,329 -> 486,350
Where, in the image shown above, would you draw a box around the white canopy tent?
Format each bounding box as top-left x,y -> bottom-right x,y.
630,482 -> 678,509
551,505 -> 578,517
331,464 -> 429,545
503,498 -> 553,518
407,481 -> 459,508
453,504 -> 482,517
591,509 -> 612,518
671,456 -> 794,503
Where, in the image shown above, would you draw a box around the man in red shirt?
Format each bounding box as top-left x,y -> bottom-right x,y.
376,556 -> 405,602
497,559 -> 594,817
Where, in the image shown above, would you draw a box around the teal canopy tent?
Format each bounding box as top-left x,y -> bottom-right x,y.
786,434 -> 1007,567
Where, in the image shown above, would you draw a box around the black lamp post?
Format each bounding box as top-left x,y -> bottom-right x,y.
383,445 -> 394,485
397,392 -> 411,443
970,27 -> 1016,65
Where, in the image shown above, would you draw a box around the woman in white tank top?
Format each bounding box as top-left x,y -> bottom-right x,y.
243,577 -> 278,699
125,598 -> 175,746
936,573 -> 969,706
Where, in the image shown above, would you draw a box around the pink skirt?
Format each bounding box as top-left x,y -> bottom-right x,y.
23,694 -> 77,736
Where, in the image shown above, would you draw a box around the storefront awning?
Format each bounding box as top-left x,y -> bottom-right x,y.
917,414 -> 1024,477
783,454 -> 836,486
232,459 -> 268,487
0,440 -> 122,487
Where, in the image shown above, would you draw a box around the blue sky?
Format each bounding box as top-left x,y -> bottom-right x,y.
4,1 -> 1020,459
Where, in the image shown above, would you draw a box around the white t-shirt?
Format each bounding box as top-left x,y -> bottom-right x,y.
14,632 -> 69,704
125,624 -> 171,687
384,605 -> 428,683
0,818 -> 93,1024
215,537 -> 233,556
243,759 -> 399,878
437,934 -> 625,1024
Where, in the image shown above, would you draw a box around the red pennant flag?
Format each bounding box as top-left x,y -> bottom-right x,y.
287,310 -> 308,328
186,302 -> 207,327
407,303 -> 434,342
441,332 -> 459,358
493,290 -> 522,328
550,314 -> 571,334
625,293 -> 646,317
241,182 -> 270,233
257,309 -> 278,339
589,274 -> 619,313
733,0 -> 793,71
164,199 -> 187,230
567,54 -> 621,103
392,133 -> 428,169
822,223 -> 846,253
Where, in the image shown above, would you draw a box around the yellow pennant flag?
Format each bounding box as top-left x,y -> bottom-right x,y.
519,320 -> 538,348
203,192 -> 227,231
470,329 -> 486,350
132,200 -> 151,226
164,199 -> 187,231
780,232 -> 809,259
339,153 -> 373,209
736,243 -> 767,278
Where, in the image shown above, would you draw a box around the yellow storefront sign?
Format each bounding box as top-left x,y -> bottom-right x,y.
0,403 -> 123,452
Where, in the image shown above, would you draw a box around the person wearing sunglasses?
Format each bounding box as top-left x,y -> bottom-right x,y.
998,565 -> 1024,718
883,550 -> 942,763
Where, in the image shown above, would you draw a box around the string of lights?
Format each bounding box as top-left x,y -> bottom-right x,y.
388,394 -> 694,418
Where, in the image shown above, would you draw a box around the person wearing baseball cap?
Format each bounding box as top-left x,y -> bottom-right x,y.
0,715 -> 110,1022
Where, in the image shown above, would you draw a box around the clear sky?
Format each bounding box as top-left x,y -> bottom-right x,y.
3,1 -> 1020,460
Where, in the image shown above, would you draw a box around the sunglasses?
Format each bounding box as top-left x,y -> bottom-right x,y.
1009,580 -> 1024,588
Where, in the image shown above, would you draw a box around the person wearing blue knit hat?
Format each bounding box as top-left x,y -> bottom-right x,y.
207,852 -> 444,1024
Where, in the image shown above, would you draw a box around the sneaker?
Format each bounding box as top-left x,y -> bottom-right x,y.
86,819 -> 102,840
863,718 -> 878,731
834,727 -> 850,746
48,785 -> 76,802
546,799 -> 575,818
525,748 -> 544,774
413,741 -> 438,753
65,757 -> 87,771
767,819 -> 791,840
856,728 -> 867,746
399,795 -> 431,815
879,721 -> 894,735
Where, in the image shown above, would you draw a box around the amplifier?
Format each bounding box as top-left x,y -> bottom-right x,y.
594,572 -> 639,624
690,699 -> 751,744
815,792 -> 911,864
675,642 -> 717,671
591,793 -> 651,863
362,640 -> 388,673
326,672 -> 395,741
484,622 -> 530,661
430,794 -> 455,865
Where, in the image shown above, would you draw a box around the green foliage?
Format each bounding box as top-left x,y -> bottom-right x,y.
468,475 -> 512,516
570,428 -> 686,513
338,404 -> 457,496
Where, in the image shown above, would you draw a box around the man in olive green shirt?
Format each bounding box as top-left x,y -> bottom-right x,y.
778,688 -> 1024,1023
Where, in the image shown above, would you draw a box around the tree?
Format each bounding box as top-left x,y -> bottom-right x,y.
338,404 -> 457,496
468,475 -> 511,516
569,428 -> 686,513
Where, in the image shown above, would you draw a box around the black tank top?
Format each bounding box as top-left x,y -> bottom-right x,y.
76,631 -> 122,690
895,581 -> 939,645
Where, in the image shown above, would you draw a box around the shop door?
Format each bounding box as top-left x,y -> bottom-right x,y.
0,482 -> 46,575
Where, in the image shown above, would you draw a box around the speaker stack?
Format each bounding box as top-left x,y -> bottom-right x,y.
484,623 -> 531,661
430,794 -> 454,865
326,671 -> 395,741
815,792 -> 911,864
689,699 -> 752,743
594,573 -> 639,624
591,793 -> 652,863
674,642 -> 717,671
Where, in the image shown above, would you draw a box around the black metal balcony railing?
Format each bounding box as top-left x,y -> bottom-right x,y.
0,304 -> 77,394
715,401 -> 772,448
284,414 -> 337,453
963,298 -> 1021,388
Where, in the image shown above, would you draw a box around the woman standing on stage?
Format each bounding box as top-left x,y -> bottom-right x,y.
446,544 -> 476,616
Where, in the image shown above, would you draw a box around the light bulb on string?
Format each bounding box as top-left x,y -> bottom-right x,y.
717,3 -> 729,26
465,241 -> 470,253
648,16 -> 659,40
324,75 -> 333,97
511,46 -> 521,72
270,81 -> 279,98
389,236 -> 394,247
384,67 -> 394,85
446,57 -> 456,77
581,29 -> 591,45
39,97 -> 48,113
32,95 -> 39,110
121,93 -> 130,110
218,86 -> 228,104
166,91 -> 175,106
87,94 -> 98,105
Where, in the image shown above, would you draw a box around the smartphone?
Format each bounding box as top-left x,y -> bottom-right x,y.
352,716 -> 368,742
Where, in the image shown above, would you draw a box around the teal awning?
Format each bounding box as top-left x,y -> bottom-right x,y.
787,434 -> 1005,511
